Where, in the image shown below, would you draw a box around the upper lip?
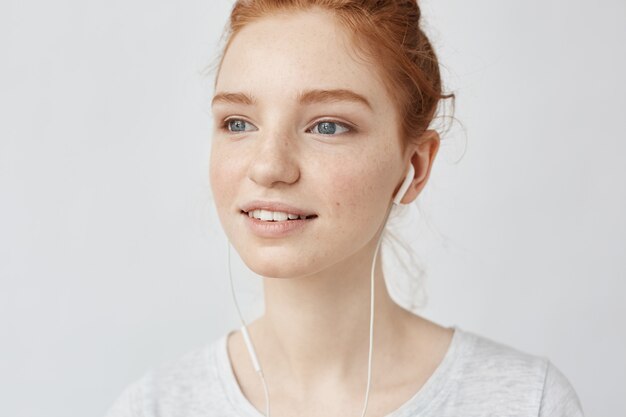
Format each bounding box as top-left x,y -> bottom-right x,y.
240,200 -> 317,217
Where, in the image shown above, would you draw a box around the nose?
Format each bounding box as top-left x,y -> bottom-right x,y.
247,129 -> 300,188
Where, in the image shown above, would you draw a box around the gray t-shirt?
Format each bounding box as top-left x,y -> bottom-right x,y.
104,326 -> 584,416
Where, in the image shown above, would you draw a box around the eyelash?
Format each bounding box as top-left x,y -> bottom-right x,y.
220,118 -> 354,135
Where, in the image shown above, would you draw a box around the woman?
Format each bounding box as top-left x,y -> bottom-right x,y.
106,1 -> 584,416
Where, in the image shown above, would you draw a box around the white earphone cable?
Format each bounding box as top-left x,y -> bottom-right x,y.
228,243 -> 271,417
359,201 -> 393,417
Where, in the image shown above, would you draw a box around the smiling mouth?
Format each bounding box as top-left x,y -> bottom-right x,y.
240,210 -> 318,221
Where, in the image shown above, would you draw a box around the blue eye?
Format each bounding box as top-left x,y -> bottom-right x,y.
222,118 -> 350,135
224,118 -> 256,132
310,121 -> 350,135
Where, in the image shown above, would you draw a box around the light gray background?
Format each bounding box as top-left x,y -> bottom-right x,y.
1,0 -> 624,416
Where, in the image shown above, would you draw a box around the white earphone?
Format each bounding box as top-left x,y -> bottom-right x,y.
393,163 -> 415,206
228,164 -> 415,417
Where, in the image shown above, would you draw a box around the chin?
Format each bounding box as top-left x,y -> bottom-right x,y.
242,255 -> 308,279
235,247 -> 321,279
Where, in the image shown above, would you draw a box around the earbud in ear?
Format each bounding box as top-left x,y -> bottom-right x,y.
392,164 -> 415,206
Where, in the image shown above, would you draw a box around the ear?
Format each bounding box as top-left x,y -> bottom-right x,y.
399,130 -> 440,204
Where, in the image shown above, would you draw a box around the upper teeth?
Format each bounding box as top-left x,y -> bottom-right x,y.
247,209 -> 309,221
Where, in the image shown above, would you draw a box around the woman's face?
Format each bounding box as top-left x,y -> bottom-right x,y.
210,10 -> 407,279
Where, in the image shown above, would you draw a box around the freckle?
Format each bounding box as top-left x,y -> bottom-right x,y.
335,202 -> 340,207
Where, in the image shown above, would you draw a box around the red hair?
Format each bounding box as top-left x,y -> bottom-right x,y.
214,0 -> 455,151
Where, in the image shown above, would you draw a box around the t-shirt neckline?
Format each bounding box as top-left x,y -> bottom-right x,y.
213,325 -> 468,417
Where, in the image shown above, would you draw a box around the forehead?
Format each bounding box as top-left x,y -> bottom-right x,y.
216,9 -> 390,111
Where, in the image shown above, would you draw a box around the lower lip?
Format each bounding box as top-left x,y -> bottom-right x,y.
241,211 -> 316,238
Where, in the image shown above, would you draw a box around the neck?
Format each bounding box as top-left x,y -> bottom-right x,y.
247,233 -> 413,397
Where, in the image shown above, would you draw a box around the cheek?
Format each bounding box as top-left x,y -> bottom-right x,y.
209,144 -> 240,211
314,160 -> 393,258
326,159 -> 392,215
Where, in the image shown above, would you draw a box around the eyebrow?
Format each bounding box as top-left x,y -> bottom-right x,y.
211,88 -> 372,110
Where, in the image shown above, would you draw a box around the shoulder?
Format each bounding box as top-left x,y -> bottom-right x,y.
103,335 -> 233,417
458,328 -> 548,382
439,328 -> 584,416
538,360 -> 585,417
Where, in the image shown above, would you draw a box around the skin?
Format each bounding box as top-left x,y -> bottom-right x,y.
209,9 -> 453,417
